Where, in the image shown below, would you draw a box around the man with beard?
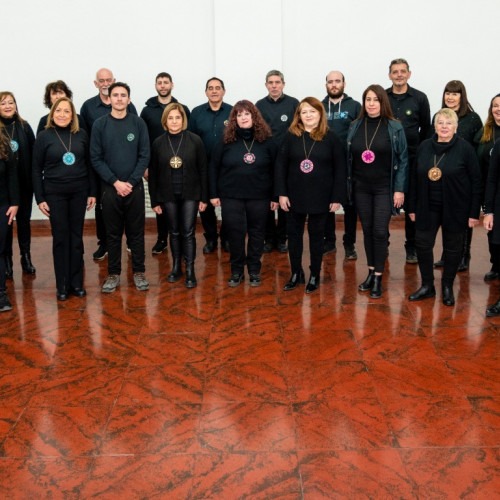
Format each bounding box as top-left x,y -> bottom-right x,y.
141,72 -> 190,255
321,70 -> 361,259
80,68 -> 138,261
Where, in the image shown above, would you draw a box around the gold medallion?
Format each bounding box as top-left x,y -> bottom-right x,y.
428,166 -> 442,181
170,156 -> 183,169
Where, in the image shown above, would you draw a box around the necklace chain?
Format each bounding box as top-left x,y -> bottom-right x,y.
54,128 -> 72,153
243,138 -> 255,154
364,119 -> 382,150
168,133 -> 183,156
433,153 -> 446,167
302,134 -> 316,159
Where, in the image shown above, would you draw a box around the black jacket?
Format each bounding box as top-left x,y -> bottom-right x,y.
483,141 -> 500,244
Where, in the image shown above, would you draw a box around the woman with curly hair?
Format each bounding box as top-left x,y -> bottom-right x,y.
209,100 -> 277,287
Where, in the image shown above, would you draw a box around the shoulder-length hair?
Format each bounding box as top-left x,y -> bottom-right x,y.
0,91 -> 26,124
0,124 -> 10,160
289,97 -> 328,141
224,100 -> 271,143
442,80 -> 474,118
43,80 -> 73,109
46,97 -> 79,133
161,103 -> 188,132
359,84 -> 395,121
480,93 -> 500,144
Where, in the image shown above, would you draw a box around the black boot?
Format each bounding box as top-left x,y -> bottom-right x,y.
5,255 -> 13,280
283,269 -> 305,291
21,253 -> 36,275
370,274 -> 382,298
486,299 -> 500,317
167,233 -> 183,282
358,269 -> 374,291
442,284 -> 455,306
185,263 -> 197,288
305,275 -> 319,294
457,228 -> 472,272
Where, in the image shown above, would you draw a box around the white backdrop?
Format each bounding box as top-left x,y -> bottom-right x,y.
4,0 -> 499,218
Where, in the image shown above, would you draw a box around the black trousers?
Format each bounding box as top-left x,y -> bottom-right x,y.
163,198 -> 198,265
324,203 -> 357,247
221,198 -> 268,274
5,188 -> 33,256
287,211 -> 328,276
155,211 -> 168,242
95,190 -> 107,247
415,210 -> 464,286
45,191 -> 87,292
200,203 -> 227,243
101,182 -> 145,275
488,232 -> 500,271
265,207 -> 287,244
0,204 -> 9,292
355,183 -> 392,273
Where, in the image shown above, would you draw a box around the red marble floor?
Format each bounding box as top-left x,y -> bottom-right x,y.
0,217 -> 499,499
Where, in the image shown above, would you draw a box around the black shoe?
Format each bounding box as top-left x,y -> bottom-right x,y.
249,274 -> 261,287
203,240 -> 217,254
409,285 -> 436,302
167,259 -> 183,283
20,253 -> 36,274
305,275 -> 319,294
93,245 -> 108,261
57,290 -> 68,301
0,292 -> 12,312
152,239 -> 168,255
185,264 -> 197,289
405,248 -> 418,264
344,245 -> 357,260
484,269 -> 500,282
486,299 -> 500,317
370,275 -> 382,298
5,256 -> 13,279
323,241 -> 336,255
434,259 -> 444,268
277,242 -> 288,253
228,273 -> 244,287
457,255 -> 470,272
283,270 -> 305,291
358,270 -> 375,292
69,287 -> 86,298
442,285 -> 455,306
222,240 -> 230,253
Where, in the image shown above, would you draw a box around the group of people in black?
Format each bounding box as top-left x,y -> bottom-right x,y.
1,59 -> 500,317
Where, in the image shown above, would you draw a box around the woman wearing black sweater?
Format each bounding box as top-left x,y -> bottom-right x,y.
0,91 -> 36,277
0,126 -> 19,312
275,97 -> 346,294
33,97 -> 96,300
149,102 -> 207,288
210,100 -> 277,287
408,108 -> 481,306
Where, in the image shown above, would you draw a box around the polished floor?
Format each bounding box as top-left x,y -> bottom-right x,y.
0,217 -> 499,499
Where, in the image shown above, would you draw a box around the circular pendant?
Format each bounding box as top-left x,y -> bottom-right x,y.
300,159 -> 314,174
10,140 -> 19,153
170,156 -> 183,169
361,149 -> 375,164
243,152 -> 256,164
428,166 -> 442,181
63,152 -> 76,166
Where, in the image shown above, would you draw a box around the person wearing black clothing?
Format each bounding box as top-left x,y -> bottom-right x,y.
32,97 -> 96,301
189,77 -> 232,254
256,70 -> 298,254
90,82 -> 150,294
477,94 -> 500,282
386,58 -> 431,264
433,80 -> 483,271
408,108 -> 481,306
0,92 -> 36,278
0,127 -> 18,311
80,68 -> 138,262
141,72 -> 191,256
346,84 -> 408,298
149,103 -> 207,288
322,70 -> 361,259
276,97 -> 347,294
210,100 -> 277,287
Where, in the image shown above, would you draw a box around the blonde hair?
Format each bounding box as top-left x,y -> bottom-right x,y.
46,97 -> 79,133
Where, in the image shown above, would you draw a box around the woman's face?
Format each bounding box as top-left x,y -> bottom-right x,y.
444,92 -> 461,111
53,100 -> 73,128
0,95 -> 17,119
300,103 -> 320,131
166,109 -> 183,134
435,114 -> 457,142
364,90 -> 381,118
492,97 -> 500,126
50,89 -> 67,105
236,109 -> 253,129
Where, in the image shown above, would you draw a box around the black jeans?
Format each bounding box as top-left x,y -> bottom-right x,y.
488,231 -> 500,271
265,207 -> 287,244
95,189 -> 107,248
415,210 -> 464,286
101,182 -> 145,275
287,211 -> 328,276
5,188 -> 33,255
221,198 -> 268,274
324,203 -> 357,247
163,198 -> 198,265
45,190 -> 87,292
355,182 -> 392,273
0,204 -> 9,292
155,211 -> 168,242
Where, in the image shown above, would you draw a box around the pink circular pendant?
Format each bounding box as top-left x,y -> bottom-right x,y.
243,152 -> 256,164
300,159 -> 314,173
361,150 -> 375,164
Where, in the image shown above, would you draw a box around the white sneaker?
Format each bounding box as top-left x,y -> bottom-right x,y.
102,274 -> 120,293
133,272 -> 149,291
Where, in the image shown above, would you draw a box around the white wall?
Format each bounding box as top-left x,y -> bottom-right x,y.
4,0 -> 499,218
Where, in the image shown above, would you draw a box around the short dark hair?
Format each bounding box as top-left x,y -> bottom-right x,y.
389,58 -> 410,72
43,80 -> 73,109
205,77 -> 225,91
156,72 -> 172,82
109,82 -> 130,97
442,80 -> 474,117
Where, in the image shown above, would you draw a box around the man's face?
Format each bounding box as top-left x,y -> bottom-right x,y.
94,69 -> 115,97
325,72 -> 345,99
265,76 -> 284,100
389,63 -> 411,89
205,80 -> 225,105
156,77 -> 173,98
110,86 -> 130,112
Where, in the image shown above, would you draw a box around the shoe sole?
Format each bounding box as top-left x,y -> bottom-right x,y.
102,287 -> 117,293
152,249 -> 167,255
93,253 -> 108,261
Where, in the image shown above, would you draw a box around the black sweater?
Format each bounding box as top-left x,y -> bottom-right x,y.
32,126 -> 96,204
275,130 -> 347,214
